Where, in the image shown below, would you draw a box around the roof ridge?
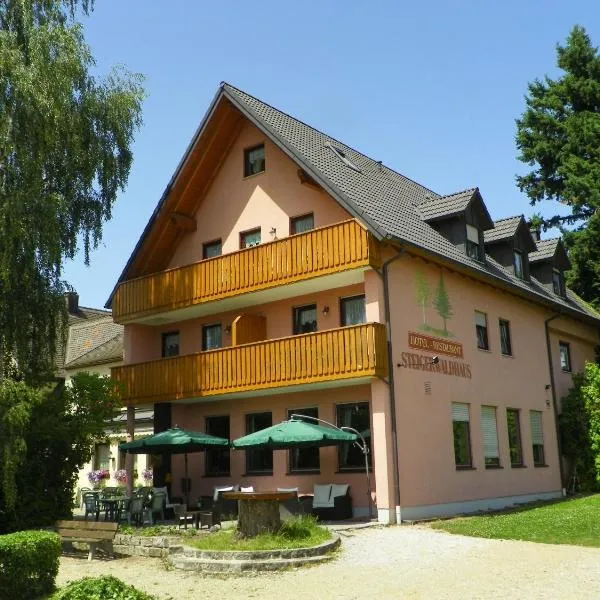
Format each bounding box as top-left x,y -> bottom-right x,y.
493,215 -> 523,223
65,332 -> 123,367
222,82 -> 440,198
436,187 -> 478,200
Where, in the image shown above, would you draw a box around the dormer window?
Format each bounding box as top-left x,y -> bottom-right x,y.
552,269 -> 565,297
466,224 -> 482,261
513,250 -> 524,280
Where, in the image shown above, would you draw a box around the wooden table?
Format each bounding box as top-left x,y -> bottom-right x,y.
223,491 -> 296,537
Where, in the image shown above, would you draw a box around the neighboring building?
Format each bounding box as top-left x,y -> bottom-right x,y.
59,293 -> 153,493
107,83 -> 600,523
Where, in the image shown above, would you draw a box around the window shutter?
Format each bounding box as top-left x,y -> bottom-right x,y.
452,402 -> 470,422
481,406 -> 499,458
466,224 -> 479,243
530,411 -> 543,445
475,311 -> 487,327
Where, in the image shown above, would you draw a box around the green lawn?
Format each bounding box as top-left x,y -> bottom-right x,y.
431,494 -> 600,547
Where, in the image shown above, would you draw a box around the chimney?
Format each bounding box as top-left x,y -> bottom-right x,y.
65,291 -> 79,314
529,226 -> 541,242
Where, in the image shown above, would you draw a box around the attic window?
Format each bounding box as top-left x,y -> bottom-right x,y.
466,224 -> 483,262
553,269 -> 565,297
244,144 -> 265,177
325,142 -> 362,173
513,250 -> 524,280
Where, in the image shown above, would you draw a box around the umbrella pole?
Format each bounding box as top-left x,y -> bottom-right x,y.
184,453 -> 190,508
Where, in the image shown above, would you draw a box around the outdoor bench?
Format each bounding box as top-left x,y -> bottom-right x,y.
56,519 -> 118,560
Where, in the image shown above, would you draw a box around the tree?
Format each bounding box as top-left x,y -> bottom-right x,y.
433,273 -> 452,336
0,1 -> 144,382
515,26 -> 600,307
415,270 -> 430,326
0,372 -> 119,532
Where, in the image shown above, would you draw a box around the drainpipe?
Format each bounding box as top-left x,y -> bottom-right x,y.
544,312 -> 565,493
379,248 -> 404,523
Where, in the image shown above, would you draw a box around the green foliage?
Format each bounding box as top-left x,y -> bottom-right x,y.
51,576 -> 156,600
515,26 -> 600,307
433,273 -> 452,335
559,363 -> 600,491
431,495 -> 600,547
0,372 -> 119,532
0,0 -> 144,381
0,530 -> 61,600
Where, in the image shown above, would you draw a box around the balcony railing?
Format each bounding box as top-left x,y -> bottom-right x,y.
112,219 -> 381,323
112,323 -> 387,405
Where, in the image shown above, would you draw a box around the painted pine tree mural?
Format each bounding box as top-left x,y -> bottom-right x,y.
434,273 -> 453,336
415,270 -> 430,327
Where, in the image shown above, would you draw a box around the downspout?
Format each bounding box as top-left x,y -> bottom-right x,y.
544,312 -> 565,493
379,248 -> 404,523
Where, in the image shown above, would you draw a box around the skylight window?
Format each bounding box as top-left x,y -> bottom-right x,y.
325,142 -> 362,173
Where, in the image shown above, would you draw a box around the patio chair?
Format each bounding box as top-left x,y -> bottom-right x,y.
83,493 -> 100,521
127,495 -> 145,526
213,485 -> 239,523
78,487 -> 91,508
312,484 -> 353,521
144,492 -> 166,525
152,486 -> 178,517
173,504 -> 196,530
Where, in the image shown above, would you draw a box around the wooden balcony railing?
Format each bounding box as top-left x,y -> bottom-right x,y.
111,323 -> 387,406
112,220 -> 381,323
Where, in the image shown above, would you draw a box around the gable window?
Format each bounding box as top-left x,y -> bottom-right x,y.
475,311 -> 489,350
530,411 -> 545,467
466,224 -> 482,261
559,341 -> 572,372
244,144 -> 265,177
506,408 -> 524,467
337,402 -> 371,470
499,319 -> 512,356
288,407 -> 320,472
452,402 -> 472,468
481,406 -> 500,467
290,213 -> 314,235
513,250 -> 524,279
203,239 -> 222,259
205,415 -> 230,476
202,323 -> 222,351
246,412 -> 273,474
162,331 -> 179,358
240,228 -> 261,249
293,304 -> 317,335
340,295 -> 366,327
552,269 -> 564,296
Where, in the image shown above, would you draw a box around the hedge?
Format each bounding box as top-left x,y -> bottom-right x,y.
0,530 -> 61,599
51,576 -> 157,600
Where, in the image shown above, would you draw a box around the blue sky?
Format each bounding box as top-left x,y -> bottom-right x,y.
63,0 -> 600,308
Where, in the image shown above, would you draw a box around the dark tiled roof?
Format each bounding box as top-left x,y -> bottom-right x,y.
418,188 -> 478,220
529,238 -> 560,262
63,316 -> 123,371
65,332 -> 124,369
484,216 -> 523,243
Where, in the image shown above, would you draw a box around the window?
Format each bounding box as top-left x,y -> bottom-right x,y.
293,304 -> 317,335
452,403 -> 472,468
244,144 -> 265,177
499,319 -> 512,356
205,416 -> 230,475
288,408 -> 320,472
530,411 -> 545,467
513,250 -> 524,279
553,269 -> 564,296
336,402 -> 371,470
466,224 -> 482,261
94,443 -> 110,471
202,323 -> 222,351
240,228 -> 261,249
290,213 -> 314,235
475,311 -> 489,350
203,239 -> 222,259
481,406 -> 500,467
340,295 -> 366,327
161,331 -> 179,358
245,412 -> 273,473
559,341 -> 572,372
506,408 -> 523,467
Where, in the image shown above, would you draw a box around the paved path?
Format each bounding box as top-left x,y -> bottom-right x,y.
57,525 -> 600,599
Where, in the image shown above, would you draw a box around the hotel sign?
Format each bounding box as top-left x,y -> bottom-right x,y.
408,332 -> 463,358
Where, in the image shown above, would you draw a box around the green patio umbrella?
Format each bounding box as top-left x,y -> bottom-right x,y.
231,418 -> 358,450
119,427 -> 229,506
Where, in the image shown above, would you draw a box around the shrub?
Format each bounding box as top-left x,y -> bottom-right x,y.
51,576 -> 156,600
0,530 -> 61,600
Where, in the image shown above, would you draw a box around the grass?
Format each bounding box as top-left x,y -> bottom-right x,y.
188,515 -> 331,551
431,494 -> 600,547
118,524 -> 202,537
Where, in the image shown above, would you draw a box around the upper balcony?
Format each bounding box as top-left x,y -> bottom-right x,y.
111,220 -> 381,325
111,323 -> 387,406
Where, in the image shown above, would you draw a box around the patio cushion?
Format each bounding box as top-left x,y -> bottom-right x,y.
313,484 -> 334,508
240,486 -> 254,493
213,485 -> 235,502
330,484 -> 349,499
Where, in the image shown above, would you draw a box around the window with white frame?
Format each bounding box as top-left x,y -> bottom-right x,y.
475,311 -> 489,350
530,410 -> 545,467
452,402 -> 472,468
481,406 -> 500,467
466,224 -> 482,261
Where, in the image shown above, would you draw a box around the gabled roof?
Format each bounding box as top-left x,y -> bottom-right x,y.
65,332 -> 123,370
484,215 -> 537,253
107,82 -> 599,325
530,238 -> 571,270
64,316 -> 123,370
419,188 -> 493,229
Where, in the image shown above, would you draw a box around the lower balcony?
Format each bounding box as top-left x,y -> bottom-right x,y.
112,323 -> 387,406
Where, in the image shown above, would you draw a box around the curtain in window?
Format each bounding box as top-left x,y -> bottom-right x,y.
530,411 -> 543,445
203,325 -> 222,350
342,296 -> 366,326
292,215 -> 314,234
500,321 -> 511,355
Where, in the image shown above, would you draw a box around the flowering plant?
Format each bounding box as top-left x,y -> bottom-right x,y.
87,469 -> 110,485
114,469 -> 128,485
142,468 -> 153,483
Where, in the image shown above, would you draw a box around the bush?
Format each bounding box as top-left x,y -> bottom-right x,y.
0,530 -> 61,600
51,576 -> 156,600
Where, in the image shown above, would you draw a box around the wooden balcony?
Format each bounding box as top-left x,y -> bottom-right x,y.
111,323 -> 387,406
112,220 -> 381,324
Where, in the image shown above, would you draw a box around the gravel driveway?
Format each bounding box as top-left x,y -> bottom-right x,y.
57,525 -> 600,599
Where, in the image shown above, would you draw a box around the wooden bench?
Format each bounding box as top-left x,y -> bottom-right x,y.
56,520 -> 118,560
